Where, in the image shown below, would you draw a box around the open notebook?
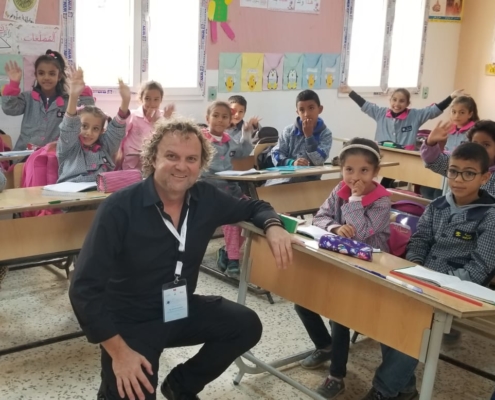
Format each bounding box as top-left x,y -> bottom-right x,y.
393,266 -> 495,305
215,168 -> 270,177
42,182 -> 97,196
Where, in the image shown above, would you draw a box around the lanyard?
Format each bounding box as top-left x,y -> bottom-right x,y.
156,206 -> 189,283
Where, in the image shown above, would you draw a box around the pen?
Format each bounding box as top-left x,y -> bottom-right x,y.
386,275 -> 423,294
354,265 -> 386,279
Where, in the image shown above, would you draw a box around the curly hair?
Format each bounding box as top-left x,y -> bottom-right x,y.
141,117 -> 214,178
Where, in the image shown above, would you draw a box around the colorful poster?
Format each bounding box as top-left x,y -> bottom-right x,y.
240,0 -> 268,8
295,0 -> 320,14
267,0 -> 295,12
429,0 -> 463,22
16,24 -> 61,55
263,53 -> 283,91
241,53 -> 263,92
22,54 -> 37,90
218,53 -> 242,93
282,53 -> 303,90
4,0 -> 39,24
321,53 -> 341,89
302,53 -> 322,90
0,22 -> 18,54
0,54 -> 23,95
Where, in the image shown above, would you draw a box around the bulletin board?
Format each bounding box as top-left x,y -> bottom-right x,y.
207,0 -> 345,69
0,0 -> 60,93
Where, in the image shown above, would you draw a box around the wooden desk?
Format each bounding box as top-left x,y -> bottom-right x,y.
379,147 -> 444,189
0,188 -> 109,264
232,156 -> 254,171
216,163 -> 398,214
234,224 -> 495,400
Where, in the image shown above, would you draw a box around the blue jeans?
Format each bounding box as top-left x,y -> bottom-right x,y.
294,305 -> 350,378
373,344 -> 419,397
491,389 -> 495,400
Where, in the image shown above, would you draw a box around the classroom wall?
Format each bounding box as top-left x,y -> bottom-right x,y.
2,12 -> 461,158
454,0 -> 495,120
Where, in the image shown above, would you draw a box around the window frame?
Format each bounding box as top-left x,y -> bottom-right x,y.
61,0 -> 208,100
340,0 -> 429,95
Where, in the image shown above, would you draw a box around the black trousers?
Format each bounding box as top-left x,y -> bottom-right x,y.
101,295 -> 262,399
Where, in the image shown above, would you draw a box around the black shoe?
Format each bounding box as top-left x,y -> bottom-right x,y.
161,375 -> 200,400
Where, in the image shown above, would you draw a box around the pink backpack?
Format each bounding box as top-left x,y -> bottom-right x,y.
387,201 -> 426,257
21,143 -> 60,217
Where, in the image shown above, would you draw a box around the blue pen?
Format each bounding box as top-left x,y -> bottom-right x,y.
354,265 -> 386,279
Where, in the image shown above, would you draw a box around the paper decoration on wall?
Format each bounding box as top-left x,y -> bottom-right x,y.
17,24 -> 60,55
240,0 -> 268,8
283,53 -> 303,90
0,54 -> 23,95
302,53 -> 322,90
241,53 -> 263,92
22,54 -> 37,90
208,0 -> 236,43
321,53 -> 340,89
267,0 -> 320,14
0,22 -> 17,54
218,53 -> 241,93
429,0 -> 462,22
263,53 -> 283,91
4,0 -> 39,24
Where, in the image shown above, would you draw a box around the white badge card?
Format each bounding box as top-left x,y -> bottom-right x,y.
162,279 -> 188,323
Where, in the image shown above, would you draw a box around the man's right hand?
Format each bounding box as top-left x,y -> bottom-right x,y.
102,336 -> 154,400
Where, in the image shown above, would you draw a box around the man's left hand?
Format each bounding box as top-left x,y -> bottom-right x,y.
265,226 -> 303,269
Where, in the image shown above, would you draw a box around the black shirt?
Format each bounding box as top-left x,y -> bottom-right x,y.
69,175 -> 280,344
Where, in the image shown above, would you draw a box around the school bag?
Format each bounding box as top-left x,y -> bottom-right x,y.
253,126 -> 278,145
387,200 -> 426,257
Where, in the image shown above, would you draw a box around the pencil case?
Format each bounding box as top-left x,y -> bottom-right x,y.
96,169 -> 142,193
318,234 -> 373,261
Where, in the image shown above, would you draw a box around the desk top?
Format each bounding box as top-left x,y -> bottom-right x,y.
0,150 -> 34,162
379,146 -> 421,156
0,187 -> 110,215
215,162 -> 398,181
239,222 -> 495,319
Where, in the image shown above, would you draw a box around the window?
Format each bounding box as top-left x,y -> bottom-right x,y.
341,0 -> 428,93
68,0 -> 206,97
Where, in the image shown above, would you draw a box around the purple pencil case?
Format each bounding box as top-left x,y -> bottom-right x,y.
318,235 -> 373,261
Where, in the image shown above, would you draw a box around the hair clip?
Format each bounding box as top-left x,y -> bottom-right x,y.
49,53 -> 57,58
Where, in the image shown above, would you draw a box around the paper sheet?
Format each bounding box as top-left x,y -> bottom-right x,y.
0,22 -> 18,54
267,0 -> 295,12
295,0 -> 320,14
4,0 -> 40,24
17,24 -> 61,55
241,0 -> 268,8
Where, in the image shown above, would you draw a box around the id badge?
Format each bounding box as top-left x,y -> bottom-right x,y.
162,279 -> 188,323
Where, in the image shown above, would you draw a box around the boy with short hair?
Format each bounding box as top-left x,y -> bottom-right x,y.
270,90 -> 332,183
227,95 -> 261,144
363,142 -> 495,400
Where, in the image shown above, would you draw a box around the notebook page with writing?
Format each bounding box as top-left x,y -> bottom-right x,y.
444,281 -> 495,305
395,266 -> 461,286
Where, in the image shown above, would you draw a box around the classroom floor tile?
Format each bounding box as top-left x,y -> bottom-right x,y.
1,241 -> 494,399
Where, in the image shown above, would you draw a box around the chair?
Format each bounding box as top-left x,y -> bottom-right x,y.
254,126 -> 278,145
13,162 -> 24,188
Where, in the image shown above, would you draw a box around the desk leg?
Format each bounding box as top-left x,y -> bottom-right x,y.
247,182 -> 259,200
419,310 -> 448,400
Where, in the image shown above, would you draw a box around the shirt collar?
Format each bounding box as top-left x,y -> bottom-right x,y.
337,182 -> 391,207
449,120 -> 475,135
385,108 -> 410,120
79,137 -> 101,152
142,174 -> 199,208
134,106 -> 146,119
201,128 -> 230,143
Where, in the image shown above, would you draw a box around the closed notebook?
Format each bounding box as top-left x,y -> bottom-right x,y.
263,53 -> 284,91
321,53 -> 341,89
302,53 -> 323,90
241,53 -> 264,92
218,53 -> 242,93
283,53 -> 304,90
393,266 -> 495,305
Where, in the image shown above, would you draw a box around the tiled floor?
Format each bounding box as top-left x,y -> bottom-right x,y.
1,241 -> 494,400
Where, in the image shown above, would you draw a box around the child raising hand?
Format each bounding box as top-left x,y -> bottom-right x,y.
57,68 -> 130,183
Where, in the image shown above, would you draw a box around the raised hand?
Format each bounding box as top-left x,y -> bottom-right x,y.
427,120 -> 452,146
163,103 -> 175,119
67,66 -> 86,96
5,60 -> 22,83
118,78 -> 131,114
450,89 -> 465,99
244,116 -> 262,131
340,84 -> 352,94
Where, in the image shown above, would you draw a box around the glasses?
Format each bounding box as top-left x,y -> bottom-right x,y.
447,168 -> 482,181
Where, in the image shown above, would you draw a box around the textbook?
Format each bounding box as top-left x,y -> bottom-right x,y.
393,266 -> 495,305
215,168 -> 270,177
42,182 -> 97,196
